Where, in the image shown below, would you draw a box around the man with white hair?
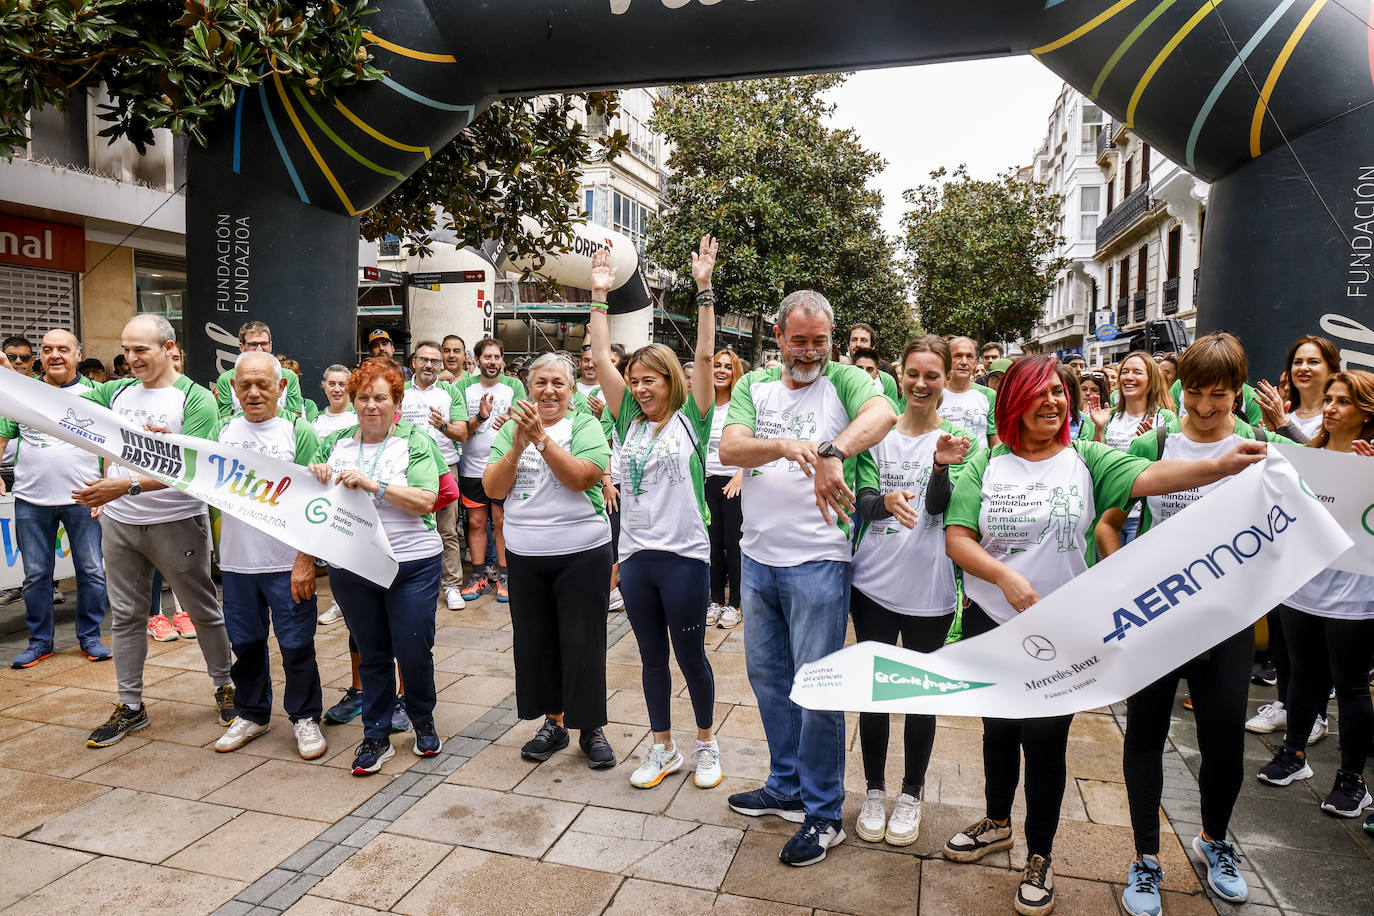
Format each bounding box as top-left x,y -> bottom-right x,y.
211,351 -> 327,758
719,289 -> 895,866
75,314 -> 235,747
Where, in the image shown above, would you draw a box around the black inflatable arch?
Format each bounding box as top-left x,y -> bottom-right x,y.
186,0 -> 1374,387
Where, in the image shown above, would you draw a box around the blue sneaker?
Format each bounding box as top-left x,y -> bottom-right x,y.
779,815 -> 845,867
351,736 -> 394,775
1122,858 -> 1164,916
81,639 -> 112,662
10,643 -> 53,669
324,687 -> 363,724
390,695 -> 411,733
1193,835 -> 1247,903
413,722 -> 442,756
727,787 -> 806,823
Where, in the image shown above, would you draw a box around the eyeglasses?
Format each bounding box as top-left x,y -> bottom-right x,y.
240,341 -> 272,351
5,351 -> 33,363
783,338 -> 830,357
413,357 -> 443,366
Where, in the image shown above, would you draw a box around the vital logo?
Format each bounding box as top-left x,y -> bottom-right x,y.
305,497 -> 331,525
1102,504 -> 1297,643
871,655 -> 992,702
207,454 -> 292,506
59,408 -> 106,445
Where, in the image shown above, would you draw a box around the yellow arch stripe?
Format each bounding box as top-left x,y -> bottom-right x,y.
1125,0 -> 1225,127
362,30 -> 458,63
271,74 -> 360,216
1249,0 -> 1327,157
334,99 -> 432,160
1032,0 -> 1143,56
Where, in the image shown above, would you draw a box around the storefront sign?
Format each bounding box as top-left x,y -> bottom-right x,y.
0,214 -> 85,273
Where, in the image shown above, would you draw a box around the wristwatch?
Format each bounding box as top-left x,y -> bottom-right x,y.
534,436 -> 548,453
127,479 -> 143,496
817,440 -> 847,461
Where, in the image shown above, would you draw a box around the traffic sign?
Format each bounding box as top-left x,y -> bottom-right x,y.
1095,323 -> 1120,342
407,270 -> 486,287
361,266 -> 405,285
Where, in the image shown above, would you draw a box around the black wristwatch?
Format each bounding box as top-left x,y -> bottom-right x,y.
817,440 -> 846,461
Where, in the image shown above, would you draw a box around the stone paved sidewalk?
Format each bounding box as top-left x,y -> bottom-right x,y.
0,580 -> 1369,915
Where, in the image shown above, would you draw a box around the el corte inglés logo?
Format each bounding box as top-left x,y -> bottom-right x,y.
871,656 -> 992,702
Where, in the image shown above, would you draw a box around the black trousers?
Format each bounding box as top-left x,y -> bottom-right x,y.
1281,605 -> 1374,772
850,587 -> 951,796
507,543 -> 613,730
704,474 -> 743,606
1123,626 -> 1253,856
619,551 -> 714,733
964,602 -> 1073,858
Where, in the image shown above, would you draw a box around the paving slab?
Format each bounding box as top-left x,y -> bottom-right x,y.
918,858 -> 1121,915
602,877 -> 716,914
203,758 -> 386,822
310,833 -> 453,910
2,855 -> 242,915
392,844 -> 622,916
163,810 -> 326,881
138,697 -> 236,747
0,722 -> 149,778
711,894 -> 812,915
0,836 -> 94,908
514,746 -> 687,814
0,677 -> 62,712
285,896 -> 387,915
442,740 -> 538,791
78,737 -> 266,799
1245,843 -> 1374,915
388,783 -> 582,857
0,764 -> 111,837
25,786 -> 239,862
436,674 -> 516,707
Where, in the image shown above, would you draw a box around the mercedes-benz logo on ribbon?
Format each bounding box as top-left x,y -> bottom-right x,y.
1023,634 -> 1056,661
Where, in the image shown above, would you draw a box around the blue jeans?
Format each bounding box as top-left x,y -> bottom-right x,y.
222,571 -> 322,724
742,555 -> 850,821
14,500 -> 106,648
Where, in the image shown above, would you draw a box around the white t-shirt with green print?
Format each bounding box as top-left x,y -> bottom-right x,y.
945,441 -> 1149,624
613,389 -> 711,564
938,384 -> 997,449
489,412 -> 611,556
725,362 -> 882,567
852,419 -> 978,617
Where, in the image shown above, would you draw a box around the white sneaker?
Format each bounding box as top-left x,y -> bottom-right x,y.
1245,702 -> 1286,734
317,604 -> 344,625
445,587 -> 466,611
52,586 -> 65,605
294,719 -> 328,759
630,743 -> 682,788
1309,715 -> 1329,745
885,792 -> 921,846
856,789 -> 887,842
706,603 -> 723,626
693,739 -> 722,788
608,587 -> 625,611
717,605 -> 742,629
215,717 -> 269,752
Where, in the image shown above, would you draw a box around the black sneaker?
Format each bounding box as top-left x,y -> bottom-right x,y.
351,736 -> 395,775
413,722 -> 442,757
1257,745 -> 1313,786
215,684 -> 235,726
324,686 -> 363,724
580,727 -> 617,769
727,787 -> 806,823
87,703 -> 149,747
779,815 -> 845,867
1016,854 -> 1055,915
521,717 -> 569,762
1320,770 -> 1372,817
1251,665 -> 1278,687
390,695 -> 412,733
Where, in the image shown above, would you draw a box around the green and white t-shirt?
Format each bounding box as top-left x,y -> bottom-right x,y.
213,412 -> 319,573
0,376 -> 101,507
316,421 -> 442,562
852,419 -> 978,617
83,375 -> 218,525
402,380 -> 462,467
938,384 -> 997,449
489,411 -> 611,557
215,366 -> 304,418
945,441 -> 1149,624
726,362 -> 883,566
1169,379 -> 1264,427
705,402 -> 736,478
577,380 -> 601,401
613,390 -> 711,564
453,375 -> 526,478
312,407 -> 356,439
1287,568 -> 1374,621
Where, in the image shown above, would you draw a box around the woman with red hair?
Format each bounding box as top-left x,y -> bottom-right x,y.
938,354 -> 1266,916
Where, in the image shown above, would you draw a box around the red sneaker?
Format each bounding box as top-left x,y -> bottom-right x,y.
147,615 -> 178,642
172,610 -> 198,640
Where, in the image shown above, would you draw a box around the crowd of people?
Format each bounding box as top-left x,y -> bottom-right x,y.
0,235 -> 1371,916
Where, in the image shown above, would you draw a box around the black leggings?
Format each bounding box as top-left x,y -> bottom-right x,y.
850,587 -> 951,796
964,602 -> 1073,858
619,550 -> 715,734
705,475 -> 742,606
1266,606 -> 1331,714
1123,626 -> 1253,856
1281,605 -> 1374,772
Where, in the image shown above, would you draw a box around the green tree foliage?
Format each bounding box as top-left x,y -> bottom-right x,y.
901,165 -> 1067,344
1,0 -> 624,266
648,76 -> 913,362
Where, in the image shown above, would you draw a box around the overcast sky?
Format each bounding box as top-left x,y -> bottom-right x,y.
826,58 -> 1067,238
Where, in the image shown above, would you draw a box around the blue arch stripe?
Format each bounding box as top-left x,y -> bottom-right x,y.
258,82 -> 310,205
380,75 -> 475,115
232,87 -> 245,174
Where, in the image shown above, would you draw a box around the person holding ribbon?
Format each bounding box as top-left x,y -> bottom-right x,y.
482,353 -> 616,769
940,353 -> 1267,916
851,335 -> 975,847
587,237 -> 724,791
311,359 -> 444,774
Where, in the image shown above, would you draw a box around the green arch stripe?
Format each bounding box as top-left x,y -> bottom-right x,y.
1091,0 -> 1180,99
290,86 -> 407,182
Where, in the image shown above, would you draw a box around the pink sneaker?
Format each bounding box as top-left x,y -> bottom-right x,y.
172,610 -> 198,640
147,615 -> 178,642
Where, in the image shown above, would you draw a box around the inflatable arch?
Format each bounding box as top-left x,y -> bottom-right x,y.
187,0 -> 1374,389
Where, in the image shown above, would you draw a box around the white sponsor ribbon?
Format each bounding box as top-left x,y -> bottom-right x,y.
0,496 -> 77,590
0,371 -> 398,586
1276,444 -> 1374,576
791,454 -> 1350,717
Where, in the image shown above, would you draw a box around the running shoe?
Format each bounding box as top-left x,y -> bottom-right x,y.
10,643 -> 53,669
856,789 -> 887,842
460,574 -> 491,601
496,576 -> 509,603
580,727 -> 616,769
630,743 -> 682,788
1320,770 -> 1372,818
779,815 -> 845,867
87,703 -> 149,747
693,739 -> 722,789
171,609 -> 197,639
1251,665 -> 1278,687
1308,715 -> 1329,745
1244,701 -> 1286,734
146,614 -> 177,642
1122,858 -> 1164,916
413,722 -> 442,757
80,639 -> 111,662
727,786 -> 805,822
706,603 -> 723,626
718,605 -> 742,629
0,587 -> 21,606
1192,835 -> 1247,903
318,603 -> 344,625
943,817 -> 1013,862
608,587 -> 625,611
521,717 -> 569,762
390,695 -> 411,732
324,687 -> 363,724
1015,854 -> 1055,916
215,717 -> 269,752
294,719 -> 328,759
885,792 -> 921,846
1258,746 -> 1312,786
215,684 -> 236,725
351,736 -> 394,775
52,586 -> 64,605
444,587 -> 465,611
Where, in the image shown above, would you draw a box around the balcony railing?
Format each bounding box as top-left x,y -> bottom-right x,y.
1132,290 -> 1147,324
1096,119 -> 1114,161
1096,179 -> 1153,251
1116,296 -> 1129,327
1163,277 -> 1180,315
